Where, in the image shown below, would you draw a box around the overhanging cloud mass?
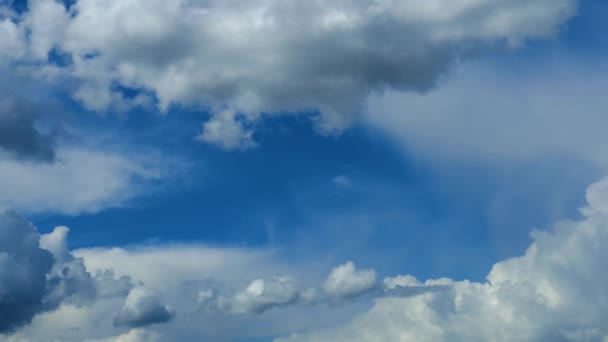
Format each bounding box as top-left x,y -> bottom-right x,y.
1,0 -> 577,148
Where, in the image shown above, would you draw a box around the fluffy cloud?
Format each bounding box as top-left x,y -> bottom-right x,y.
0,147 -> 165,215
0,0 -> 577,149
0,208 -> 127,335
277,177 -> 608,342
40,226 -> 97,307
6,242 -> 331,341
217,277 -> 300,314
196,109 -> 257,151
323,261 -> 377,300
114,287 -> 174,328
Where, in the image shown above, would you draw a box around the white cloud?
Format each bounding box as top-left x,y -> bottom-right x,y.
113,287 -> 174,328
0,0 -> 578,148
0,147 -> 164,215
323,261 -> 377,300
277,176 -> 608,342
217,277 -> 300,314
196,109 -> 257,151
86,329 -> 162,342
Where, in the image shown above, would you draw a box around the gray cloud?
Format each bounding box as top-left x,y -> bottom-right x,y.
0,209 -> 133,334
0,96 -> 55,162
0,207 -> 55,333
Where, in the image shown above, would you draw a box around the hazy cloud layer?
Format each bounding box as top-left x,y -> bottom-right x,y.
0,0 -> 577,149
366,60 -> 608,167
0,147 -> 165,215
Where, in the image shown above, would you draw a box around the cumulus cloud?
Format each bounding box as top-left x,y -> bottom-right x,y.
0,208 -> 128,334
277,177 -> 608,342
0,207 -> 55,333
217,277 -> 300,314
196,264 -> 438,316
0,0 -> 577,149
114,287 -> 174,328
40,226 -> 97,307
323,261 -> 377,300
196,109 -> 257,151
0,147 -> 164,215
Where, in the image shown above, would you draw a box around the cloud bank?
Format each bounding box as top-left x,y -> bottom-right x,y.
0,0 -> 577,149
278,177 -> 608,342
5,173 -> 608,340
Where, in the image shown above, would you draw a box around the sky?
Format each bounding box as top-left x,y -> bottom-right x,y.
1,0 -> 608,341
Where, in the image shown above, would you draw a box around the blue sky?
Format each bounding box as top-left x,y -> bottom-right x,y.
2,0 -> 608,341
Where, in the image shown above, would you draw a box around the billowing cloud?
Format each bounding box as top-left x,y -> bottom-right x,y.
277,177 -> 608,342
217,277 -> 300,314
323,261 -> 377,300
0,0 -> 577,149
40,226 -> 97,307
0,207 -> 55,333
0,208 -> 128,334
0,147 -> 165,215
114,287 -> 174,328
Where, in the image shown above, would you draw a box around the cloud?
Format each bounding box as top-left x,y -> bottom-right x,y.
113,287 -> 174,328
217,277 -> 300,314
0,0 -> 577,148
366,60 -> 608,167
0,207 -> 55,333
86,329 -> 162,342
195,109 -> 257,151
0,208 -> 128,334
8,170 -> 608,341
6,174 -> 608,340
0,146 -> 165,215
277,176 -> 608,342
40,226 -> 97,307
195,263 -> 439,316
0,93 -> 55,162
323,261 -> 377,300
